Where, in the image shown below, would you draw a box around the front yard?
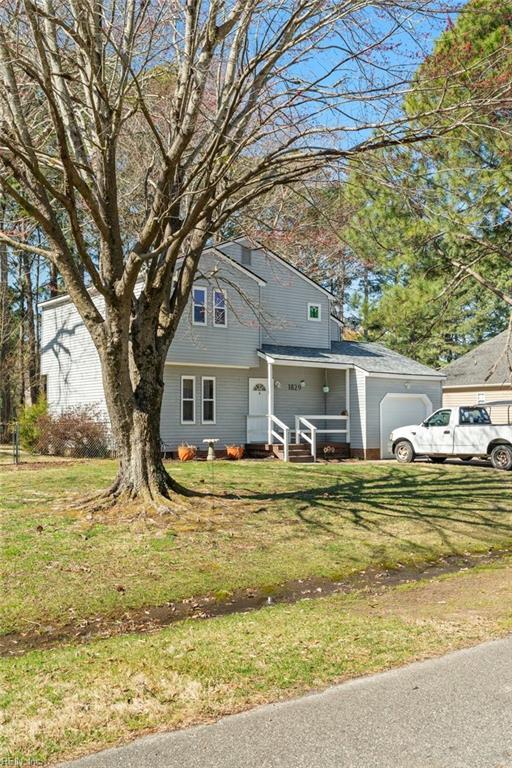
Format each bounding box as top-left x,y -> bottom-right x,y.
2,459 -> 512,637
2,459 -> 512,764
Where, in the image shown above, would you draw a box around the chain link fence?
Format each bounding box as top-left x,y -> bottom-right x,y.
1,417 -> 116,465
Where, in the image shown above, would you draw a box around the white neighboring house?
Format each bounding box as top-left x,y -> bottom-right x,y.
40,237 -> 445,460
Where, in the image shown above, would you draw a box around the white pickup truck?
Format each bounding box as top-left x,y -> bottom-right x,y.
389,403 -> 512,470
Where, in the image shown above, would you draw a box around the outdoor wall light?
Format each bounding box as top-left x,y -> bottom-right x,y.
404,381 -> 411,390
322,385 -> 330,394
300,380 -> 306,389
274,380 -> 281,389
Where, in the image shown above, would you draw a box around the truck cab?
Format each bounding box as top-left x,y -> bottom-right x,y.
389,404 -> 512,470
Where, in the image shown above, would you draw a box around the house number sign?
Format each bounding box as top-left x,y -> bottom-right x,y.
288,383 -> 301,391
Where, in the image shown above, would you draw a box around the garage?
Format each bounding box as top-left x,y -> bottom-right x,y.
380,393 -> 432,459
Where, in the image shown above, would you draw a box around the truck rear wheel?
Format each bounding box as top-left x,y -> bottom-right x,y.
490,444 -> 512,471
394,440 -> 415,464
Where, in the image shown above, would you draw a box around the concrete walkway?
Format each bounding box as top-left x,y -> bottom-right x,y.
60,636 -> 512,768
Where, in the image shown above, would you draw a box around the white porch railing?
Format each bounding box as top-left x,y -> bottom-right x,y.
294,414 -> 349,462
269,414 -> 290,462
295,417 -> 318,462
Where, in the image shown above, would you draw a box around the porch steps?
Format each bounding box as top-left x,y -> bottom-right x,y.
271,444 -> 315,463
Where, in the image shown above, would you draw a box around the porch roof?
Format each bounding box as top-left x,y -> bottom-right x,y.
259,341 -> 445,378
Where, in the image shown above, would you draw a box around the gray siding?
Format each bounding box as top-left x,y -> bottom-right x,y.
168,251 -> 260,367
349,368 -> 367,450
218,242 -> 331,348
365,377 -> 443,450
252,358 -> 348,440
161,365 -> 250,448
330,319 -> 340,342
40,297 -> 107,415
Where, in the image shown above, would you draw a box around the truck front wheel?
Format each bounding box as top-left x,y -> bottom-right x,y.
394,440 -> 415,464
490,444 -> 512,471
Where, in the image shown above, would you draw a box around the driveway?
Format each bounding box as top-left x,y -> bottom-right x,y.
60,636 -> 512,768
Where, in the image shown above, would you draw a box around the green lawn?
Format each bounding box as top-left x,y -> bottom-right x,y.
3,558 -> 512,765
2,459 -> 512,636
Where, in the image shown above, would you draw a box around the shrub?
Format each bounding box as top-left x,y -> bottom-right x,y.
36,405 -> 111,457
18,398 -> 48,452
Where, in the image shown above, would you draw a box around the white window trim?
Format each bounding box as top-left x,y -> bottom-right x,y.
192,286 -> 207,326
201,376 -> 216,424
307,302 -> 322,322
213,288 -> 227,328
181,375 -> 196,424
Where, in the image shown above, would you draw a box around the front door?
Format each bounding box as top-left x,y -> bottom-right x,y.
247,378 -> 269,442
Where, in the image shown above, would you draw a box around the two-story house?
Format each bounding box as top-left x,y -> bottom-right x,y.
40,237 -> 445,460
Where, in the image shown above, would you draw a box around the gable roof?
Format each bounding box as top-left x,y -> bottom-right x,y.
260,341 -> 444,378
228,236 -> 335,300
442,330 -> 512,387
38,247 -> 265,310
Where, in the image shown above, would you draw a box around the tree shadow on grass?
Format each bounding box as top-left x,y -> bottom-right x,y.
221,465 -> 512,559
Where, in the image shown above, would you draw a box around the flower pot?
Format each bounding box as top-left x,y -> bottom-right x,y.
226,444 -> 244,460
178,444 -> 197,461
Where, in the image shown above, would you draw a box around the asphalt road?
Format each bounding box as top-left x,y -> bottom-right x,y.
60,636 -> 512,768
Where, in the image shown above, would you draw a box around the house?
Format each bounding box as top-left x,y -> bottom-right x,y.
442,330 -> 512,422
40,237 -> 444,460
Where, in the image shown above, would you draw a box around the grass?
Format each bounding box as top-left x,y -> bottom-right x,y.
3,558 -> 512,765
2,459 -> 512,635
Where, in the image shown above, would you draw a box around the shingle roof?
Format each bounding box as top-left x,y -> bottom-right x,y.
261,341 -> 444,378
442,330 -> 512,386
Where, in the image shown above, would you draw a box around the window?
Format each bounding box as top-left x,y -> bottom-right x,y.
425,409 -> 451,428
181,376 -> 195,423
192,287 -> 207,325
308,302 -> 321,322
213,289 -> 227,327
459,407 -> 491,425
202,377 -> 216,424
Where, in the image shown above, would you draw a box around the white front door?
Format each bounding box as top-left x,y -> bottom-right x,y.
247,378 -> 269,442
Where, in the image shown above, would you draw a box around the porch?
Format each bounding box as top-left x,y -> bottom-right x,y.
251,348 -> 352,462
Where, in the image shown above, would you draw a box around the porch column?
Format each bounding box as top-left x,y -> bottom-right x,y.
345,367 -> 351,444
267,358 -> 274,444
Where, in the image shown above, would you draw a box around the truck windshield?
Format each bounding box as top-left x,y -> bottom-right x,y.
459,407 -> 491,425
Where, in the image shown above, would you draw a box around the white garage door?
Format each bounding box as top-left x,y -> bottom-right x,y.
380,394 -> 431,459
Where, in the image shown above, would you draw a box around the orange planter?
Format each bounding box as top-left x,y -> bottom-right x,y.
226,444 -> 244,460
178,444 -> 197,461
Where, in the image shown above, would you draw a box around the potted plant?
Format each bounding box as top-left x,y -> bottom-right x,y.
178,443 -> 197,461
226,444 -> 245,460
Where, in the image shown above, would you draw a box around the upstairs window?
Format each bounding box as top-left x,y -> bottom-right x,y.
213,289 -> 227,327
192,287 -> 207,325
181,376 -> 195,423
202,377 -> 216,424
308,302 -> 321,322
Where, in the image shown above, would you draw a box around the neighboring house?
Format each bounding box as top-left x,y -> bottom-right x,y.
40,237 -> 444,460
442,330 -> 512,423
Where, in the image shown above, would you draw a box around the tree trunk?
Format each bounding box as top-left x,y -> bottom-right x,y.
93,308 -> 191,510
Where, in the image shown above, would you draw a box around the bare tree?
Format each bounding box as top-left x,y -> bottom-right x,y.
0,0 -> 502,509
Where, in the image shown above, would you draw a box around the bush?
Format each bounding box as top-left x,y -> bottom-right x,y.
36,405 -> 111,458
18,398 -> 48,452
